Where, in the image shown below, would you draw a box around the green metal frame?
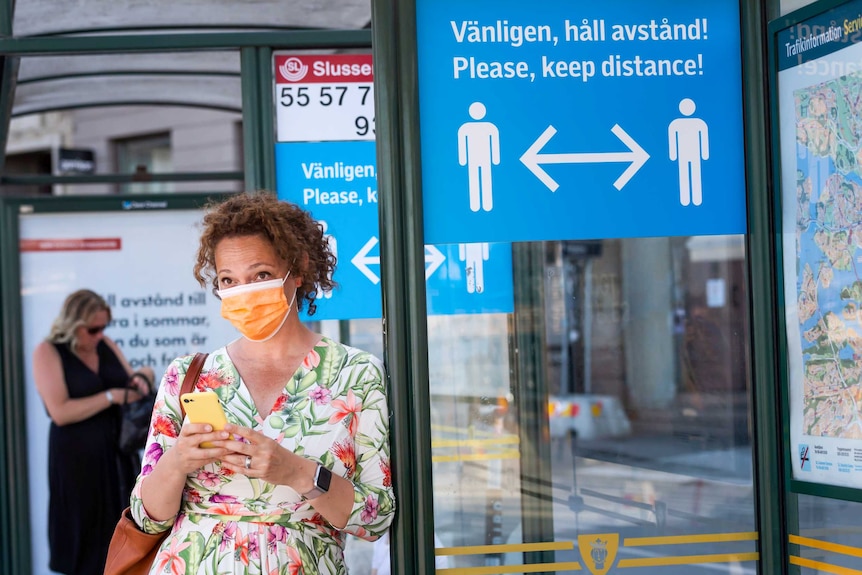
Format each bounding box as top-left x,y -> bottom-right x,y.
744,0 -> 788,571
0,1 -> 806,573
0,19 -> 412,575
371,0 -> 558,571
0,196 -> 27,575
0,192 -> 232,574
372,1 -> 787,574
17,70 -> 241,84
0,171 -> 243,186
0,55 -> 17,172
0,30 -> 372,54
766,0 -> 862,505
371,0 -> 436,573
511,244 -> 555,569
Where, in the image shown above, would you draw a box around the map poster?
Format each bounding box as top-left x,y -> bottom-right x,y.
777,0 -> 862,489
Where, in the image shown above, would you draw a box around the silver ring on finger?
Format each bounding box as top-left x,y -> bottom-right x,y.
244,455 -> 252,470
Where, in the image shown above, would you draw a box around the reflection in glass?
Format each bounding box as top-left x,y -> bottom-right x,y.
429,236 -> 756,574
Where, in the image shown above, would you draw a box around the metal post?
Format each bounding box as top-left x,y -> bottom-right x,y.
241,47 -> 263,191
0,199 -> 31,574
371,0 -> 436,573
743,0 -> 787,572
256,46 -> 276,192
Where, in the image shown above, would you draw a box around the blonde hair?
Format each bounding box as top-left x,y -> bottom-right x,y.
47,289 -> 112,351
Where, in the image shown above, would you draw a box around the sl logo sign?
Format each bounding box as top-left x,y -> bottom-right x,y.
578,534 -> 619,575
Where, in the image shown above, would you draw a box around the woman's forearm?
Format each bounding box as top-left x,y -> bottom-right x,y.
49,391 -> 114,426
139,449 -> 188,522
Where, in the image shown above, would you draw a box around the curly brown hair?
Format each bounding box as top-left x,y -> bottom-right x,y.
193,191 -> 336,316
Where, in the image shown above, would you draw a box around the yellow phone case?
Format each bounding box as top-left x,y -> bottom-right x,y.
180,391 -> 229,447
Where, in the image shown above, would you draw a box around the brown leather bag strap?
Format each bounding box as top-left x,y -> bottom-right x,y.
179,352 -> 208,420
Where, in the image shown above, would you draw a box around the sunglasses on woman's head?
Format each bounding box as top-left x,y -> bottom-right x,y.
86,325 -> 107,335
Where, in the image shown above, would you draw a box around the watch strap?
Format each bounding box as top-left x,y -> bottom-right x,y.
303,464 -> 332,499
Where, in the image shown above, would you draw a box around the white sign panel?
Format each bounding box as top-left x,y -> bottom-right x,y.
20,209 -> 238,575
274,53 -> 375,142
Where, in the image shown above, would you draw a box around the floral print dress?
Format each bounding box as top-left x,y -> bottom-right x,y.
130,337 -> 395,575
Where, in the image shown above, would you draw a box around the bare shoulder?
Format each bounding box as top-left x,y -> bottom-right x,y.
33,339 -> 59,361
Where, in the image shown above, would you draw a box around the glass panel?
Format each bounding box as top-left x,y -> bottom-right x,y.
429,235 -> 757,574
114,133 -> 172,194
795,495 -> 862,572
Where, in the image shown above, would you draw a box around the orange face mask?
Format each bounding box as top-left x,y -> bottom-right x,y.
218,274 -> 296,342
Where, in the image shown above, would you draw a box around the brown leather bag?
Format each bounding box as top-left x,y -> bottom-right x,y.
103,352 -> 208,575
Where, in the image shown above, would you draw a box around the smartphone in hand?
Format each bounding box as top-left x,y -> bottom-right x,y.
180,391 -> 229,447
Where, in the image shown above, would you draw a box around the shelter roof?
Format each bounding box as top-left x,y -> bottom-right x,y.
4,0 -> 372,116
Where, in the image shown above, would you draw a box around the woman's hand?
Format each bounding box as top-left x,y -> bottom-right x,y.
218,424 -> 309,488
166,423 -> 232,476
128,368 -> 155,394
108,387 -> 143,405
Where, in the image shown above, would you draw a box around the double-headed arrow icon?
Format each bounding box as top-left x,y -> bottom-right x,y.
351,237 -> 446,284
520,124 -> 649,192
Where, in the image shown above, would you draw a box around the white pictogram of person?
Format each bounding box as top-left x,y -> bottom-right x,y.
668,98 -> 709,207
459,242 -> 490,294
316,220 -> 336,299
458,102 -> 500,212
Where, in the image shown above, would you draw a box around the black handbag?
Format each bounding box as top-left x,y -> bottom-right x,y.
118,389 -> 157,454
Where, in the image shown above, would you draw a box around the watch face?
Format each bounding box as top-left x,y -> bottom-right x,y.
317,465 -> 333,492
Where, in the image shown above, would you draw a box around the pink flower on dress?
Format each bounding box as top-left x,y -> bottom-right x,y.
196,470 -> 220,488
218,522 -> 238,551
153,536 -> 191,575
360,495 -> 379,523
287,545 -> 303,575
267,525 -> 288,552
302,348 -> 321,369
248,536 -> 261,560
163,362 -> 181,395
144,443 -> 163,467
309,386 -> 331,405
328,390 -> 362,436
183,488 -> 203,504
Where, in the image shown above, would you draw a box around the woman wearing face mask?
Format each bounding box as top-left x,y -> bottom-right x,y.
32,289 -> 153,575
129,191 -> 394,575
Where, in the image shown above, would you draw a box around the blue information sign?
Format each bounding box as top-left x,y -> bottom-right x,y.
276,141 -> 514,320
416,0 -> 746,244
276,141 -> 381,321
426,242 -> 514,316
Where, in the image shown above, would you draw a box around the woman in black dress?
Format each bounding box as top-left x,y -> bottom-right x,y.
32,289 -> 154,575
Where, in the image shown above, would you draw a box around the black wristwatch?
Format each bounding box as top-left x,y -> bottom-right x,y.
303,464 -> 332,499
